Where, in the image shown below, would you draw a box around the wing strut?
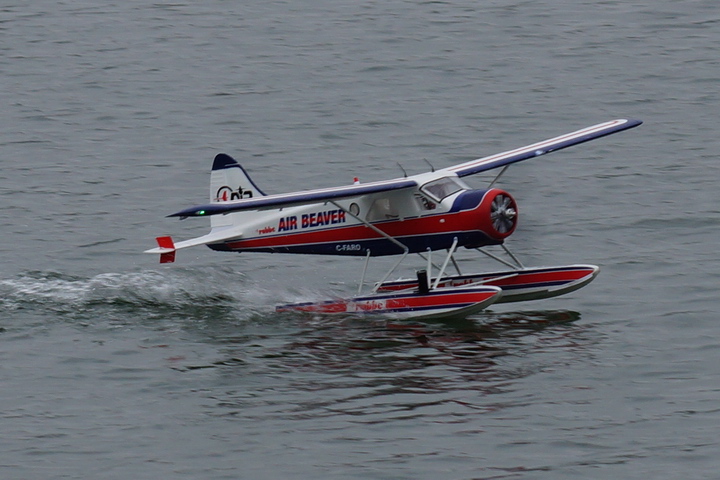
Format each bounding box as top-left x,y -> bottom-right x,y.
488,165 -> 509,189
433,237 -> 459,289
329,200 -> 410,293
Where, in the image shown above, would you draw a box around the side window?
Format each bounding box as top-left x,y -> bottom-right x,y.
414,194 -> 436,210
367,198 -> 399,221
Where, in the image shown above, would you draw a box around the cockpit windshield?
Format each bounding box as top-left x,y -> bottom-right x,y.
420,177 -> 466,201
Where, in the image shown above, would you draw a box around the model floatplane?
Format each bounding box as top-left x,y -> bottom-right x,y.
146,118 -> 642,319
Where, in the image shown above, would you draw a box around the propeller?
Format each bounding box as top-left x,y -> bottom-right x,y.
490,193 -> 517,234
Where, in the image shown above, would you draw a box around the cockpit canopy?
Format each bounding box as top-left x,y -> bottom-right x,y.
420,176 -> 468,201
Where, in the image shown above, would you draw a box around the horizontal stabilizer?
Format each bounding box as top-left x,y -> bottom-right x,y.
144,227 -> 244,262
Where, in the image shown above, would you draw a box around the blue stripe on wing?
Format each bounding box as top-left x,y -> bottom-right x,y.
169,178 -> 418,217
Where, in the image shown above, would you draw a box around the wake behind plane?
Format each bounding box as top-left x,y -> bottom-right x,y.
146,118 -> 642,319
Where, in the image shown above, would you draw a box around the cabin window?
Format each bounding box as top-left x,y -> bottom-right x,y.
420,177 -> 465,201
367,198 -> 399,221
414,194 -> 436,210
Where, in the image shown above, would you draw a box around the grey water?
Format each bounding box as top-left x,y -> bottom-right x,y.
2,1 -> 719,478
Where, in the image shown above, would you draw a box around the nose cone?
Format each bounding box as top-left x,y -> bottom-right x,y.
481,189 -> 518,240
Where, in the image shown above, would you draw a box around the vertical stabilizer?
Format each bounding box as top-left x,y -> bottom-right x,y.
210,153 -> 266,202
209,153 -> 266,227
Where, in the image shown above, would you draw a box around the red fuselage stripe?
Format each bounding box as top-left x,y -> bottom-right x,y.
225,208 -> 486,250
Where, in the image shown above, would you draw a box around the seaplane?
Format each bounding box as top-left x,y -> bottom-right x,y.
146,118 -> 642,319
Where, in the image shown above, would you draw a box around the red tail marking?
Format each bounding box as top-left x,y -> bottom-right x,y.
160,251 -> 176,264
156,236 -> 176,263
156,236 -> 175,249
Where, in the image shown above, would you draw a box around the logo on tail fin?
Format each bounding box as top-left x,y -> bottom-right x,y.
215,186 -> 254,202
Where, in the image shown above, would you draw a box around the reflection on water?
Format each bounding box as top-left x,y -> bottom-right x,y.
183,309 -> 596,424
278,309 -> 581,370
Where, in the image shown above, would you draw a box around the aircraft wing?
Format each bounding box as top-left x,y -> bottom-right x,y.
168,178 -> 418,218
166,119 -> 640,219
445,118 -> 642,178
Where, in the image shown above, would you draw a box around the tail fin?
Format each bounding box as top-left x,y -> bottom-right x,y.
210,153 -> 266,227
210,153 -> 266,202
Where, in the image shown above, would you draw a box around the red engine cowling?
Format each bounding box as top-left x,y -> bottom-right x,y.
477,188 -> 518,241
